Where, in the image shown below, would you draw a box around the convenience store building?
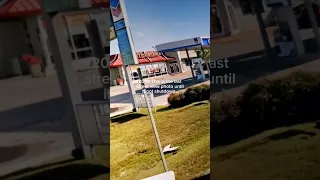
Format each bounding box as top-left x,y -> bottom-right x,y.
0,0 -> 109,78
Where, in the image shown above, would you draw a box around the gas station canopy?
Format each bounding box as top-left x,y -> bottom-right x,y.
154,36 -> 210,53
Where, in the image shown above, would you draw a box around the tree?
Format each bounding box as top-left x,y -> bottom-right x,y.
197,48 -> 210,75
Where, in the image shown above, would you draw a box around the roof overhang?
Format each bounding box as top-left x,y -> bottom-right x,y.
0,0 -> 109,19
154,36 -> 210,53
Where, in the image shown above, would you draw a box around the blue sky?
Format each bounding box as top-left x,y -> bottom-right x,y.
110,0 -> 210,55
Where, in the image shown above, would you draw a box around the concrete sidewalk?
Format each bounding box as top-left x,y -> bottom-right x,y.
0,117 -> 74,177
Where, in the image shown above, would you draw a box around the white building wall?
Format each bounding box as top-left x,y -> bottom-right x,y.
178,50 -> 197,71
178,50 -> 197,59
110,67 -> 120,86
164,50 -> 198,73
213,0 -> 273,36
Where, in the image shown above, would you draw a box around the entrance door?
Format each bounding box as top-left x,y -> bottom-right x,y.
211,4 -> 225,37
169,62 -> 180,74
224,0 -> 239,34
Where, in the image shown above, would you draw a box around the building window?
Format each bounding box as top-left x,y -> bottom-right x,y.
239,0 -> 264,15
153,64 -> 161,76
146,64 -> 155,77
159,63 -> 168,75
211,6 -> 223,34
140,65 -> 148,78
239,0 -> 253,14
72,34 -> 90,49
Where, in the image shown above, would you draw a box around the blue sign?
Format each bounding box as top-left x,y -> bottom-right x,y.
110,0 -> 120,8
202,38 -> 210,46
114,19 -> 126,30
116,28 -> 137,65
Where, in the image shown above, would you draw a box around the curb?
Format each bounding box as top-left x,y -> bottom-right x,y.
110,108 -> 132,118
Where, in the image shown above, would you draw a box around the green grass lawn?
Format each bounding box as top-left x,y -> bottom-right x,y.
110,102 -> 210,180
212,122 -> 320,180
1,101 -> 210,180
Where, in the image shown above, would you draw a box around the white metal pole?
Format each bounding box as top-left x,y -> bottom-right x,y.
285,6 -> 305,56
137,68 -> 168,172
123,64 -> 138,111
37,16 -> 55,76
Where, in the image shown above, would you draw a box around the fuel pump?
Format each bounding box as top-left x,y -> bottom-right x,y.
192,58 -> 205,80
274,22 -> 297,56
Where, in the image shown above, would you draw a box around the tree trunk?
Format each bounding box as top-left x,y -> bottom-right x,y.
205,61 -> 210,77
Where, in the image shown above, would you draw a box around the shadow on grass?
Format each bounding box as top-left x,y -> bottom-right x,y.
211,118 -> 319,149
164,101 -> 209,111
266,129 -> 316,141
111,113 -> 146,123
193,173 -> 210,180
0,144 -> 28,163
10,163 -> 109,180
194,102 -> 209,106
156,106 -> 172,112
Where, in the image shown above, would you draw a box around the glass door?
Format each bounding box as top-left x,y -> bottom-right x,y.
211,4 -> 224,37
224,0 -> 239,34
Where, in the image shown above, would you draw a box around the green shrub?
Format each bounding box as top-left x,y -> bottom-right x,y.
168,84 -> 210,108
237,71 -> 320,128
194,84 -> 210,100
168,92 -> 186,108
212,71 -> 320,147
184,87 -> 197,104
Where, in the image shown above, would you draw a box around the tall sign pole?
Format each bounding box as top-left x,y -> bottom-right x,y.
110,0 -> 138,112
137,68 -> 169,172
